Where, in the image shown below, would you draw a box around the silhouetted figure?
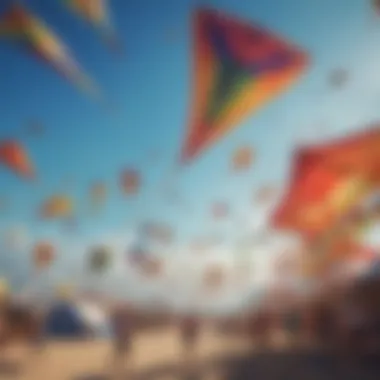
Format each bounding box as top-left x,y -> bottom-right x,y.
179,315 -> 201,360
109,304 -> 136,376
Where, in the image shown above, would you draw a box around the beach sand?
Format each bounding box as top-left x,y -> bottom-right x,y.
0,325 -> 250,380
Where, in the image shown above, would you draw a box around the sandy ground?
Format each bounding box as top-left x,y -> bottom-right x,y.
3,328 -> 373,380
0,325 -> 251,380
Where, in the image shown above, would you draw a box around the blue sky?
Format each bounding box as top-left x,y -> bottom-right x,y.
0,0 -> 379,311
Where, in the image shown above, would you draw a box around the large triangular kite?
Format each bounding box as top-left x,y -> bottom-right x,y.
181,8 -> 309,162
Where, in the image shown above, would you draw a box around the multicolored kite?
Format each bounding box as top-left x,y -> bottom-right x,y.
0,4 -> 100,97
63,0 -> 121,52
181,8 -> 309,162
271,126 -> 380,240
40,194 -> 73,219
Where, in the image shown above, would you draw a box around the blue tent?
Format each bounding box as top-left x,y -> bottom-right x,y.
44,302 -> 90,338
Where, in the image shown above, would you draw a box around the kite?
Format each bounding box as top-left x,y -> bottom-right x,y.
373,0 -> 380,15
88,245 -> 112,273
139,257 -> 163,278
0,4 -> 100,97
212,202 -> 229,219
271,126 -> 380,241
181,8 -> 308,162
63,0 -> 122,53
231,146 -> 254,171
203,264 -> 225,290
127,245 -> 163,277
0,140 -> 35,179
139,222 -> 174,245
328,68 -> 348,89
254,185 -> 277,204
25,119 -> 45,137
40,195 -> 73,219
33,241 -> 55,269
90,181 -> 107,210
120,168 -> 140,195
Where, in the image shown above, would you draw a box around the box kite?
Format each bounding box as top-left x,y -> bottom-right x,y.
181,8 -> 308,162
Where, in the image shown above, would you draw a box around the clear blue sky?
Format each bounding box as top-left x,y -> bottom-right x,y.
0,0 -> 378,308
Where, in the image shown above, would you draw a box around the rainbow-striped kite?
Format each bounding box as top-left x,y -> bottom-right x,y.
181,8 -> 309,162
0,3 -> 100,97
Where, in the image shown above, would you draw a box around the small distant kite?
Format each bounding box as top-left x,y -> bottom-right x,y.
90,181 -> 107,211
88,245 -> 112,273
181,8 -> 308,162
120,168 -> 140,195
212,202 -> 229,219
25,119 -> 45,137
231,146 -> 254,171
40,195 -> 73,219
0,4 -> 101,98
373,0 -> 380,15
33,241 -> 55,269
254,185 -> 277,204
139,222 -> 174,245
203,264 -> 225,290
127,245 -> 163,277
0,140 -> 35,179
328,68 -> 349,89
63,0 -> 122,53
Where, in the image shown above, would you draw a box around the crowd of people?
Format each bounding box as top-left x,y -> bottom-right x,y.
0,276 -> 379,377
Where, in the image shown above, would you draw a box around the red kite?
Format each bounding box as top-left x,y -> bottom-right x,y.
33,241 -> 55,269
0,140 -> 34,179
120,168 -> 140,195
181,8 -> 308,162
271,126 -> 380,240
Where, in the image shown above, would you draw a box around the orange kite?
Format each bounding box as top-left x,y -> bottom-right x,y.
271,126 -> 380,240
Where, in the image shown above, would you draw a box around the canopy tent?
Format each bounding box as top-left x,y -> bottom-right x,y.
44,302 -> 91,338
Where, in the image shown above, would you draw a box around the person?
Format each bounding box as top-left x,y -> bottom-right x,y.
109,302 -> 136,376
284,309 -> 300,347
179,314 -> 201,361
